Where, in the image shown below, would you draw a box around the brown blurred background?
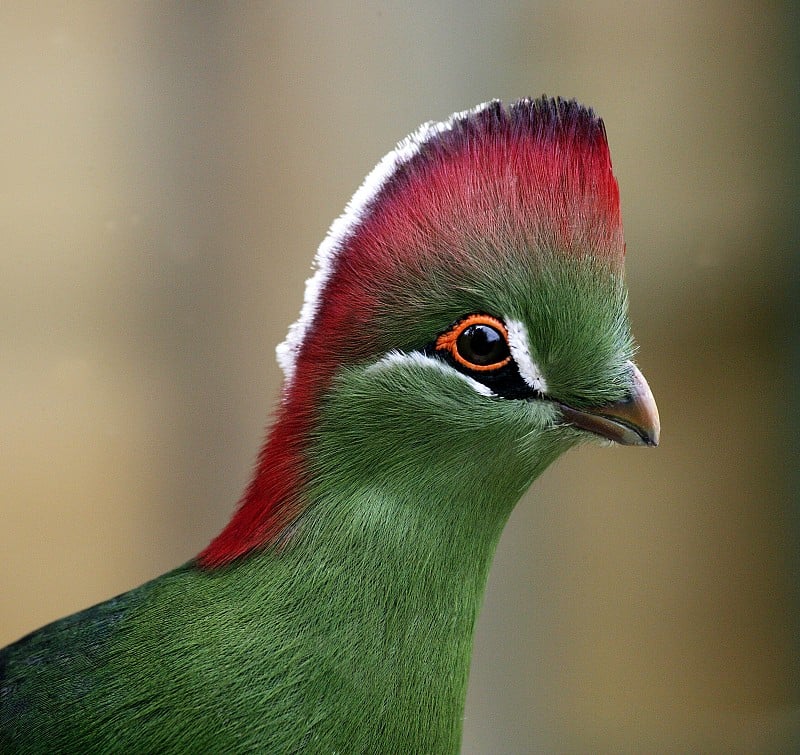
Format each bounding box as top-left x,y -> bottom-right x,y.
1,3 -> 798,752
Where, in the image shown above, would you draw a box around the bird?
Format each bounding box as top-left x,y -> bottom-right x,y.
0,96 -> 659,753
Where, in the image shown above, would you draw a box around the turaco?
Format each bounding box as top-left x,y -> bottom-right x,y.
1,97 -> 659,753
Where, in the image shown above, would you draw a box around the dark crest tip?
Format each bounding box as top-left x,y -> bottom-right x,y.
429,96 -> 610,157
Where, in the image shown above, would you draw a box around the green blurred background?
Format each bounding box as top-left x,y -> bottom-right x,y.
1,3 -> 798,752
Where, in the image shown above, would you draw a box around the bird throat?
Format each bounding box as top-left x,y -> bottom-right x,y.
242,367 -> 571,752
242,475 -> 526,751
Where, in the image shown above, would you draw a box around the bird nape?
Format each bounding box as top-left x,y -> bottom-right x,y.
0,97 -> 659,753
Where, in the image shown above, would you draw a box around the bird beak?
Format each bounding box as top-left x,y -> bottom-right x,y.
557,362 -> 660,447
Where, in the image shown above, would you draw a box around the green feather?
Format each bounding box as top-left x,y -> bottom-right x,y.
1,255 -> 634,752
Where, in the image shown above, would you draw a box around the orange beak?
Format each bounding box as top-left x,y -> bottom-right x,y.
557,362 -> 660,447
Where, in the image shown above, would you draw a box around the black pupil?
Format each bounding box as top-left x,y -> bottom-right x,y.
456,324 -> 509,366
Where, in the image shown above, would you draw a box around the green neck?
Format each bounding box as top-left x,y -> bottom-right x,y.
75,355 -> 577,753
271,487 -> 505,751
253,361 -> 574,752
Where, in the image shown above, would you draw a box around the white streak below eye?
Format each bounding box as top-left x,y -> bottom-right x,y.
367,351 -> 496,397
505,319 -> 548,394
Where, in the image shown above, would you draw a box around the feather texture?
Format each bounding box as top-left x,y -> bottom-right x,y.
1,97 -> 647,753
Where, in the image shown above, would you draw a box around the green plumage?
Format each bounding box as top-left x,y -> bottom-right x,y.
2,98 -> 660,752
1,257 -> 634,752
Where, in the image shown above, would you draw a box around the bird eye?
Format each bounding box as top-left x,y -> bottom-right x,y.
436,314 -> 512,372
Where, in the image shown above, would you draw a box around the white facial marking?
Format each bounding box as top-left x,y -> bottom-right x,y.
505,319 -> 548,395
367,351 -> 496,398
276,101 -> 499,385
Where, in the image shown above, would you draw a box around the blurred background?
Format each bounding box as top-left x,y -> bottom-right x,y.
1,2 -> 798,752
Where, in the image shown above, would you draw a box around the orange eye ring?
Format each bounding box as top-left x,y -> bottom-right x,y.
435,314 -> 512,372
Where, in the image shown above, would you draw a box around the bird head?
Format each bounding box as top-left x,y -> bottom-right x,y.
200,97 -> 659,567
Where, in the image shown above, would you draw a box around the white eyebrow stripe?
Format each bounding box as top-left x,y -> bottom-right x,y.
505,319 -> 548,394
275,102 -> 497,385
367,351 -> 496,397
